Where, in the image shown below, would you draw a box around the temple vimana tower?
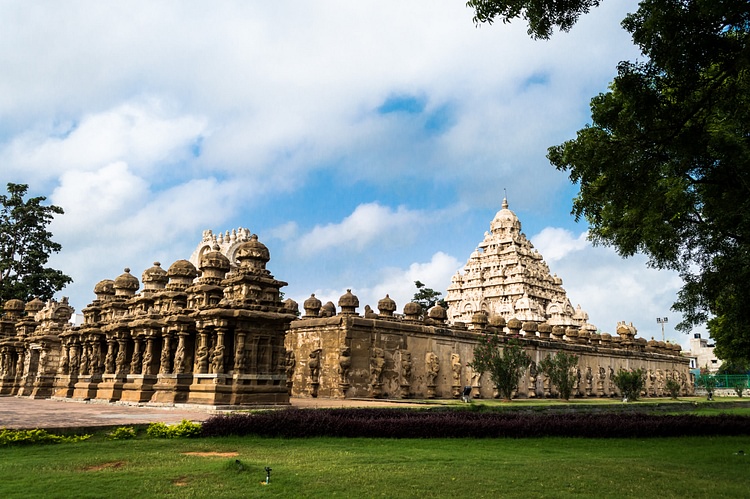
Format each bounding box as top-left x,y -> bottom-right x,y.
0,201 -> 691,407
445,198 -> 595,330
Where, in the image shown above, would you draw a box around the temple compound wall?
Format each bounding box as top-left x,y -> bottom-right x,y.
0,202 -> 693,406
0,234 -> 297,407
286,292 -> 691,400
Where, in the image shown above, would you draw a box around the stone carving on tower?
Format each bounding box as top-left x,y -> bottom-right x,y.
445,197 -> 597,331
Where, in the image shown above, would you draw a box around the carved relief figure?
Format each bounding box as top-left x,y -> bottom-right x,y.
211,343 -> 225,374
105,343 -> 115,375
338,347 -> 351,384
451,353 -> 461,386
115,345 -> 127,375
160,340 -> 171,374
285,350 -> 296,379
308,349 -> 322,383
91,342 -> 102,375
370,347 -> 385,386
79,345 -> 90,375
142,349 -> 153,375
426,352 -> 440,386
528,360 -> 538,397
174,341 -> 186,374
196,345 -> 209,374
59,347 -> 70,375
400,351 -> 412,385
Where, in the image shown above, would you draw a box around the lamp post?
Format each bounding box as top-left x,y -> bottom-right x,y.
656,317 -> 668,342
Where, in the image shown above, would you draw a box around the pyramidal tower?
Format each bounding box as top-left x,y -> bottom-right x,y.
445,197 -> 596,331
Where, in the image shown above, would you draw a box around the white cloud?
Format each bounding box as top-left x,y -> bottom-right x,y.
531,227 -> 590,262
296,203 -> 427,254
2,98 -> 207,184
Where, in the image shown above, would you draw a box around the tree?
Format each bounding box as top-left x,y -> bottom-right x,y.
612,369 -> 646,402
468,335 -> 531,401
469,1 -> 750,365
412,280 -> 447,314
0,183 -> 72,303
538,351 -> 579,400
466,0 -> 601,39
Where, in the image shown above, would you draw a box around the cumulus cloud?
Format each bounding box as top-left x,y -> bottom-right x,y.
295,203 -> 427,254
531,227 -> 590,262
1,98 -> 207,185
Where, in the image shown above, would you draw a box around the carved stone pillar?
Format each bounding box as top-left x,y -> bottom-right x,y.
104,339 -> 116,374
79,341 -> 90,376
130,337 -> 143,375
159,333 -> 172,375
211,328 -> 226,375
58,341 -> 71,375
68,342 -> 79,376
142,335 -> 156,375
233,331 -> 247,374
115,338 -> 128,376
196,331 -> 209,374
174,332 -> 188,374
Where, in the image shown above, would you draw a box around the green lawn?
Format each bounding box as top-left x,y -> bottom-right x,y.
1,434 -> 749,498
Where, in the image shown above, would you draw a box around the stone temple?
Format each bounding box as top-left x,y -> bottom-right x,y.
0,201 -> 691,406
446,198 -> 594,330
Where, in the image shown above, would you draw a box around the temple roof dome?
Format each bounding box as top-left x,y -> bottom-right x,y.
490,197 -> 521,234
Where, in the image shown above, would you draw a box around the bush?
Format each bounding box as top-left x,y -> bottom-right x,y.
106,426 -> 137,440
734,382 -> 746,398
613,369 -> 646,401
538,351 -> 579,400
0,428 -> 91,446
468,337 -> 530,401
146,420 -> 202,438
200,408 -> 750,439
697,374 -> 718,400
665,379 -> 681,399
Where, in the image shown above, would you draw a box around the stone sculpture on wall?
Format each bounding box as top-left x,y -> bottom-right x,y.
369,347 -> 385,397
426,352 -> 440,398
451,353 -> 462,398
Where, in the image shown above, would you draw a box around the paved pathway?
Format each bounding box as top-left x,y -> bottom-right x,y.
0,396 -> 428,430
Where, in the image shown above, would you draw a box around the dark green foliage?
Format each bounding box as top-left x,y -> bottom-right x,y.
466,0 -> 601,39
412,280 -> 446,313
538,351 -> 579,400
201,408 -> 750,438
543,1 -> 750,365
468,336 -> 531,401
0,183 -> 72,303
613,369 -> 646,401
665,378 -> 682,399
697,374 -> 718,400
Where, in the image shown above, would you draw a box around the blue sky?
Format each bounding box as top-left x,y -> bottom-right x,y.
0,1 -> 700,347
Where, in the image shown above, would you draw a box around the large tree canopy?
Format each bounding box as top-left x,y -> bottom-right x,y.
466,0 -> 601,39
0,183 -> 72,303
469,1 -> 750,363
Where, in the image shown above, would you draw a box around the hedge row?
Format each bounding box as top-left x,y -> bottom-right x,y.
201,408 -> 750,439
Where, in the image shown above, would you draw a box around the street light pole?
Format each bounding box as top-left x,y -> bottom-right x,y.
656,317 -> 668,342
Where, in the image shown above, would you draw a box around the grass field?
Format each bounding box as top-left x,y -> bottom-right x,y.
1,433 -> 749,498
